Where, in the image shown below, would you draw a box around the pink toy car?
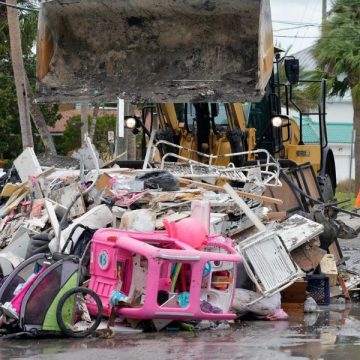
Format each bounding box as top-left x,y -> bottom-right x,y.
88,228 -> 241,321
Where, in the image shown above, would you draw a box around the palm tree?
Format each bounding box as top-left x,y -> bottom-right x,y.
312,0 -> 360,191
6,0 -> 33,149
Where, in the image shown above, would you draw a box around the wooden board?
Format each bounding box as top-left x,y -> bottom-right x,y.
281,279 -> 308,304
320,254 -> 338,287
0,183 -> 21,198
274,214 -> 324,251
291,242 -> 326,272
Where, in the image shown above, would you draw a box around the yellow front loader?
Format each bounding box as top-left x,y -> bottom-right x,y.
36,0 -> 336,205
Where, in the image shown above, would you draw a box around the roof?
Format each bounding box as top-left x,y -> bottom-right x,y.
293,46 -> 317,72
293,116 -> 353,144
300,117 -> 320,144
326,122 -> 353,144
48,109 -> 117,133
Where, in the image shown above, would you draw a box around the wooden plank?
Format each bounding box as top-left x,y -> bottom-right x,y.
328,241 -> 342,265
291,242 -> 326,272
0,185 -> 30,216
96,173 -> 113,196
264,173 -> 301,212
0,183 -> 21,198
264,211 -> 287,222
179,178 -> 283,205
320,254 -> 338,287
281,279 -> 308,303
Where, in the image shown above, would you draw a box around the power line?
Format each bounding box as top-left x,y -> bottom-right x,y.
275,35 -> 322,39
274,34 -> 358,39
273,20 -> 322,26
274,23 -> 355,31
298,0 -> 321,51
274,24 -> 319,32
290,0 -> 310,51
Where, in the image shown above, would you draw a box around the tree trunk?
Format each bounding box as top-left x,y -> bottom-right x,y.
25,75 -> 57,155
353,101 -> 360,193
89,102 -> 99,141
6,0 -> 33,149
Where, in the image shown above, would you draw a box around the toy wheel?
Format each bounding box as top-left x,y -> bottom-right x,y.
29,328 -> 39,337
56,287 -> 103,338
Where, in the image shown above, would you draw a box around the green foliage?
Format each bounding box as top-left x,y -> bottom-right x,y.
335,192 -> 355,210
337,178 -> 356,193
60,114 -> 116,160
0,3 -> 60,159
93,114 -> 116,160
311,0 -> 360,104
60,115 -> 82,154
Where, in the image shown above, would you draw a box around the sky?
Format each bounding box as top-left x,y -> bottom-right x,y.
270,0 -> 332,54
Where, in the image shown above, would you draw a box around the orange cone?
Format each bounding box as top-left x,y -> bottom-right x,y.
354,189 -> 360,208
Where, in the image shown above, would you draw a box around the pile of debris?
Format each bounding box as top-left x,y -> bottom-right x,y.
0,141 -> 358,337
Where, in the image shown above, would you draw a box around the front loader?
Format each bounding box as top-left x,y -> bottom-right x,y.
36,0 -> 341,217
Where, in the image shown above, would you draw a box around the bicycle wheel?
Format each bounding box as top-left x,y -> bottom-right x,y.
56,287 -> 103,338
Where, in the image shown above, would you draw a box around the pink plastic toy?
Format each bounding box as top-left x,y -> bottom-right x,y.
164,218 -> 207,249
88,228 -> 241,321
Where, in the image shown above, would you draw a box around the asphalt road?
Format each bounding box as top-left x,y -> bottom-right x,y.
2,303 -> 360,360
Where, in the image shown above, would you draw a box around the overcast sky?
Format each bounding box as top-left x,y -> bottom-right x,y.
270,0 -> 332,54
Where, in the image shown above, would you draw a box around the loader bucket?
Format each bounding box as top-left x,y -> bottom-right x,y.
36,0 -> 273,103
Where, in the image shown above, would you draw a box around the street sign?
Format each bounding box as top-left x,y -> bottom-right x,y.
108,131 -> 115,143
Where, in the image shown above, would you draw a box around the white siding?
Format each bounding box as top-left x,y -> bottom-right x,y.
326,102 -> 353,123
329,144 -> 355,181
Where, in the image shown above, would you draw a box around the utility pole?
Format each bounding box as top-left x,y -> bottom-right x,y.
322,0 -> 327,24
115,98 -> 127,159
7,0 -> 33,149
80,101 -> 89,146
115,101 -> 136,160
126,103 -> 137,160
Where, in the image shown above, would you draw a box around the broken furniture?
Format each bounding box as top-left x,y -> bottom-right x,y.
148,140 -> 282,187
224,183 -> 303,297
236,231 -> 304,296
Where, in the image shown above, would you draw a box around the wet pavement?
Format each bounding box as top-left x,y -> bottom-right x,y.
1,303 -> 360,360
2,214 -> 360,360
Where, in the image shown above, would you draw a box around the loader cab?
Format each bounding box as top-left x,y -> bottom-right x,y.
156,103 -> 235,166
174,103 -> 228,134
246,51 -> 337,196
155,100 -> 259,168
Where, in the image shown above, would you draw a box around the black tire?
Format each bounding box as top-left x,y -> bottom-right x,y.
56,287 -> 103,338
318,174 -> 334,203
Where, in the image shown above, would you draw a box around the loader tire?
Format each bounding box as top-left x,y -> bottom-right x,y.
318,175 -> 334,203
